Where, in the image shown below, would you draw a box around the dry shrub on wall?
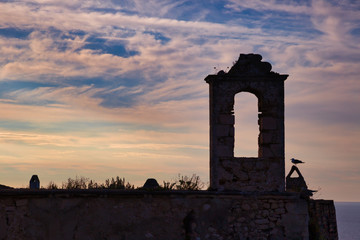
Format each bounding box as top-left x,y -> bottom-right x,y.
162,174 -> 205,190
44,174 -> 204,190
43,176 -> 134,190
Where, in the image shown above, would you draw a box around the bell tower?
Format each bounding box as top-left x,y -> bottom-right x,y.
205,54 -> 288,192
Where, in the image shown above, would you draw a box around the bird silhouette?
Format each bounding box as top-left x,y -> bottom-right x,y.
291,158 -> 305,165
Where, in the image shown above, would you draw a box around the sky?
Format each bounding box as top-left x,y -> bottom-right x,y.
0,0 -> 359,201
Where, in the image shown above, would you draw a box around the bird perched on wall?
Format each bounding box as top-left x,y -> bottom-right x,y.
291,158 -> 305,165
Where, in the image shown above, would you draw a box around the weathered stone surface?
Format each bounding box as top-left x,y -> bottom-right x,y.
259,146 -> 274,158
275,208 -> 286,214
255,161 -> 268,171
215,146 -> 233,157
236,171 -> 249,181
218,114 -> 235,125
252,172 -> 267,183
227,53 -> 274,77
242,160 -> 256,171
15,199 -> 28,207
255,219 -> 269,225
206,53 -> 287,192
0,191 -> 310,240
259,132 -> 273,144
260,117 -> 277,130
215,125 -> 232,137
241,203 -> 251,211
217,136 -> 234,146
308,200 -> 338,240
270,144 -> 283,157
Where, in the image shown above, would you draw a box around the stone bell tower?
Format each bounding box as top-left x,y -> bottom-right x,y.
205,54 -> 288,192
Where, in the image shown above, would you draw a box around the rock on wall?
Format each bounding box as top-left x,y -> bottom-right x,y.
0,190 -> 309,240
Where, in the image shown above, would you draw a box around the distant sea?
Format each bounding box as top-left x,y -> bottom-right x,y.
335,202 -> 360,240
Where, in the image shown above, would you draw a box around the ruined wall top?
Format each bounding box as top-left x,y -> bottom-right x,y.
205,53 -> 288,82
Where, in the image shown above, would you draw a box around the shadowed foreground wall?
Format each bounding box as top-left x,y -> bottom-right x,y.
0,190 -> 309,240
308,200 -> 338,240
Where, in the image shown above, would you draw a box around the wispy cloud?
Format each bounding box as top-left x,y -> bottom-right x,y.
226,0 -> 311,14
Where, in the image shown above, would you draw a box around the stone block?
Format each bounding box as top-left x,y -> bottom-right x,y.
252,173 -> 267,183
242,161 -> 255,171
286,201 -> 307,214
215,125 -> 231,137
218,169 -> 234,182
219,178 -> 227,185
242,185 -> 258,192
255,219 -> 269,225
216,146 -> 233,157
260,117 -> 277,130
218,114 -> 234,125
269,226 -> 284,240
270,144 -> 283,157
262,210 -> 269,217
218,136 -> 234,146
202,204 -> 211,212
275,208 -> 286,214
5,206 -> 15,212
259,146 -> 274,158
235,171 -> 249,181
259,132 -> 272,144
282,201 -> 309,240
15,199 -> 28,207
255,161 -> 268,170
220,158 -> 236,169
242,203 -> 251,211
251,203 -> 258,209
258,224 -> 270,230
271,203 -> 279,209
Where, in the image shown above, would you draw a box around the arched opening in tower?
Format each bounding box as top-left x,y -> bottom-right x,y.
234,92 -> 259,157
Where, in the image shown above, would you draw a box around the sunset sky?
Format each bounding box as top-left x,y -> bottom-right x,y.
0,0 -> 359,201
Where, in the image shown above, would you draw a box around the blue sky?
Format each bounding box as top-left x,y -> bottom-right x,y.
0,0 -> 359,201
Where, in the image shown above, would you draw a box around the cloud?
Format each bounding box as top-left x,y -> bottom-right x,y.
1,0 -> 328,88
226,0 -> 311,15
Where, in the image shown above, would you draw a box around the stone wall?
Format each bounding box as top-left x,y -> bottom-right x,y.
0,190 -> 309,240
308,199 -> 338,240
